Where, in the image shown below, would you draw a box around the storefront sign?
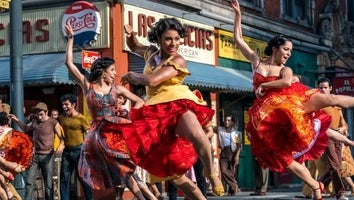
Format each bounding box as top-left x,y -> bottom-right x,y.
0,0 -> 10,9
218,29 -> 267,62
123,4 -> 215,65
81,50 -> 100,69
62,1 -> 101,47
332,77 -> 354,96
0,2 -> 109,56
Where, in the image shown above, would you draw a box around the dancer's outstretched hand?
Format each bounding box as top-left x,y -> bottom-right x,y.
64,24 -> 74,39
230,0 -> 241,13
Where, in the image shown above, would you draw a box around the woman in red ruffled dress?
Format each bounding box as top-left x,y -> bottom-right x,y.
231,1 -> 354,199
120,18 -> 224,199
64,24 -> 146,200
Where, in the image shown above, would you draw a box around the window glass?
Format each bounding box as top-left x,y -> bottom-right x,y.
240,0 -> 262,9
282,0 -> 312,26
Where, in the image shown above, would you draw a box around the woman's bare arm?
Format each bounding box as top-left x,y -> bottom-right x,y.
124,24 -> 150,57
64,24 -> 89,93
231,0 -> 259,71
117,86 -> 145,109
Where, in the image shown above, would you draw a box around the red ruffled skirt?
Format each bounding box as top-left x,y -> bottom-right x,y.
247,83 -> 330,172
110,99 -> 215,177
5,131 -> 33,170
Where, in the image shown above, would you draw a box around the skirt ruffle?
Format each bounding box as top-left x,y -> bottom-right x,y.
115,99 -> 214,177
247,84 -> 329,172
5,131 -> 33,170
79,123 -> 136,190
293,111 -> 330,163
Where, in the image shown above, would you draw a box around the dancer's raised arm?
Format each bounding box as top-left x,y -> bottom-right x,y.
231,0 -> 260,71
64,24 -> 89,93
124,24 -> 155,57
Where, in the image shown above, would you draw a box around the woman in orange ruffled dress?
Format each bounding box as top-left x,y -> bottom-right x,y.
231,1 -> 354,199
0,111 -> 33,200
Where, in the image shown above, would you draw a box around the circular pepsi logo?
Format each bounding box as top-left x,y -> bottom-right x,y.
62,1 -> 101,47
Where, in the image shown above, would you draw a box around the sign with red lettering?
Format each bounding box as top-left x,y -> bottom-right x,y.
123,4 -> 215,65
332,77 -> 354,96
62,1 -> 101,47
81,50 -> 100,69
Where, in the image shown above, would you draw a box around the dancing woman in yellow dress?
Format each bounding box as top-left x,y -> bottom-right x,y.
120,18 -> 224,199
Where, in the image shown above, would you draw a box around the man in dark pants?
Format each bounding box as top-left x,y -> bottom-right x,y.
318,78 -> 348,200
250,157 -> 268,196
217,115 -> 242,196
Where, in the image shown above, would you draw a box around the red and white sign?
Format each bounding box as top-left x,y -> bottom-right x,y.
81,50 -> 100,69
62,1 -> 101,47
332,77 -> 354,96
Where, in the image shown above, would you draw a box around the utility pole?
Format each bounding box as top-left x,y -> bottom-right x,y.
9,0 -> 25,197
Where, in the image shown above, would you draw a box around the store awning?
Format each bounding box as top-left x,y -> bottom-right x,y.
185,61 -> 253,92
128,52 -> 254,92
0,53 -> 76,87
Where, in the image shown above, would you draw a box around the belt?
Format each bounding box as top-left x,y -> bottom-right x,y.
64,144 -> 82,151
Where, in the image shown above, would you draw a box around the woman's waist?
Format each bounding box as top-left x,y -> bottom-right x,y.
146,86 -> 206,105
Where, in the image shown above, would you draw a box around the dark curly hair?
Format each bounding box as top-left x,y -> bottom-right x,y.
264,35 -> 292,56
317,77 -> 332,87
88,57 -> 115,82
147,17 -> 187,43
0,111 -> 9,126
60,93 -> 77,104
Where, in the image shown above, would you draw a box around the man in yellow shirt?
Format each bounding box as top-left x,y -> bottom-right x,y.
58,94 -> 92,200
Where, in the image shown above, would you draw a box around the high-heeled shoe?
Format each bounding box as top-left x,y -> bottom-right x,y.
312,182 -> 324,200
202,169 -> 224,196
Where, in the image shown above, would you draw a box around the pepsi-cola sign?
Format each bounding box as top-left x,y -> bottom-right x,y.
62,1 -> 101,47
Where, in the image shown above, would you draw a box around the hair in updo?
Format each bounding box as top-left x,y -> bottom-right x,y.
264,35 -> 292,56
148,17 -> 187,44
88,57 -> 115,82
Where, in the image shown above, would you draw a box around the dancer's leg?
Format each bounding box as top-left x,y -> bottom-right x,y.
176,111 -> 224,196
304,93 -> 354,113
0,174 -> 8,200
171,175 -> 206,200
286,161 -> 323,199
343,176 -> 354,195
126,176 -> 146,200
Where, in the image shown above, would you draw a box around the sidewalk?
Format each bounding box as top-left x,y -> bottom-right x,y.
171,184 -> 354,200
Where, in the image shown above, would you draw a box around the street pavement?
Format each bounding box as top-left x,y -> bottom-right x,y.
171,185 -> 354,200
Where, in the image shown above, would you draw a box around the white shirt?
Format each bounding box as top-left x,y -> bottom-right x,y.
218,126 -> 242,152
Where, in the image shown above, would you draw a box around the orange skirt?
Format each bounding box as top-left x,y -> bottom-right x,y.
247,83 -> 329,172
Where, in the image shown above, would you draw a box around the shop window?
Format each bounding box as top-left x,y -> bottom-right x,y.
282,0 -> 313,27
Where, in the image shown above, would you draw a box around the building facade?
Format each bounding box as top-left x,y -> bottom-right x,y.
0,0 -> 353,197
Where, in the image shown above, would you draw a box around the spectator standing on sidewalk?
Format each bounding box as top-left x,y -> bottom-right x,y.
58,94 -> 93,200
318,77 -> 349,200
9,102 -> 65,200
217,115 -> 242,196
250,156 -> 269,196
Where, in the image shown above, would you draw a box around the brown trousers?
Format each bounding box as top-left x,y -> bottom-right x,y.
320,139 -> 346,197
219,146 -> 238,193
